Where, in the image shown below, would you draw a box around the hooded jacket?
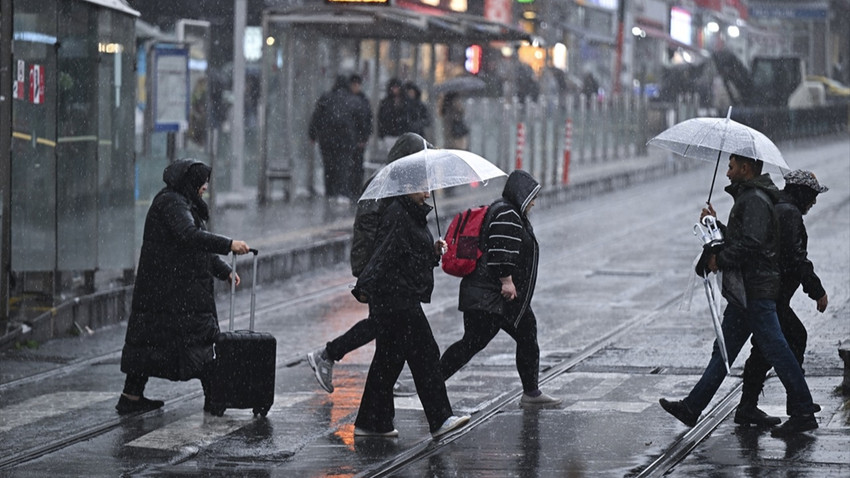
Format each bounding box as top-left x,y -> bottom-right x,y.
354,195 -> 441,312
458,170 -> 541,327
775,191 -> 825,304
121,159 -> 233,381
717,173 -> 781,304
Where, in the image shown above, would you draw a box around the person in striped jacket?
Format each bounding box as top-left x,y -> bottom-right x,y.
439,170 -> 562,408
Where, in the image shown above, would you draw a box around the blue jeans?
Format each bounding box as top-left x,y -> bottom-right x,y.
683,299 -> 816,417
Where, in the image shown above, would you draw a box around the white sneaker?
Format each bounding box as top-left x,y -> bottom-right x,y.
519,391 -> 562,408
354,427 -> 399,437
306,348 -> 334,393
431,415 -> 470,439
393,379 -> 417,397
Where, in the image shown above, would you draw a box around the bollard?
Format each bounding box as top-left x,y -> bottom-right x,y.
515,122 -> 525,170
839,339 -> 850,395
562,119 -> 572,185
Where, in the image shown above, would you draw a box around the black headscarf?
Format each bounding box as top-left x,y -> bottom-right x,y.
179,162 -> 212,221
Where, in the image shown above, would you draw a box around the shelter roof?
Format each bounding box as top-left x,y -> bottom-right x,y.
263,5 -> 532,44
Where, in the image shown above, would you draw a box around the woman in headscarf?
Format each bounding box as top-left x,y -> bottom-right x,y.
117,159 -> 251,415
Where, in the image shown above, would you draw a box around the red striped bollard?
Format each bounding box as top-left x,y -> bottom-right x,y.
562,119 -> 572,185
515,122 -> 525,170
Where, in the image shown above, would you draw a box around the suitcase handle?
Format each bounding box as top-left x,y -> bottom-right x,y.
229,249 -> 259,332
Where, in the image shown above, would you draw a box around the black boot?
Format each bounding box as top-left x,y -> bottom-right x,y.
115,395 -> 164,415
770,414 -> 818,437
734,405 -> 781,427
659,398 -> 698,427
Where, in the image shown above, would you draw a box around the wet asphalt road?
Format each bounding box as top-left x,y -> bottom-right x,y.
0,137 -> 848,476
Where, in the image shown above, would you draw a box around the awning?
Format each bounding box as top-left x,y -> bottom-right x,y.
263,5 -> 532,44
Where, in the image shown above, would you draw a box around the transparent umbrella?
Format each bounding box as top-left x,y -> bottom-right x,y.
359,148 -> 506,236
647,107 -> 789,204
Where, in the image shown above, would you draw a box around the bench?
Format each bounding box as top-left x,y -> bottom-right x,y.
265,162 -> 293,201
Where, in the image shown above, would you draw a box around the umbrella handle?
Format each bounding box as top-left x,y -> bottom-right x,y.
432,193 -> 442,238
707,148 -> 722,205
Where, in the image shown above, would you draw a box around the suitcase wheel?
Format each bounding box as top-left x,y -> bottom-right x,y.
253,407 -> 269,417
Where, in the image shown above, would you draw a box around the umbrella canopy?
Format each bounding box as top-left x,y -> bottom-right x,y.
359,149 -> 506,237
432,76 -> 486,94
359,149 -> 506,200
647,116 -> 789,169
647,107 -> 788,203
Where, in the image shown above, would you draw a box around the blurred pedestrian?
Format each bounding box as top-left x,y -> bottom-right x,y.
117,159 -> 251,415
350,165 -> 469,439
734,170 -> 829,427
307,133 -> 433,394
404,81 -> 430,137
309,75 -> 360,204
581,72 -> 599,107
439,92 -> 469,150
439,170 -> 561,408
377,78 -> 412,160
349,74 -> 373,201
660,154 -> 820,437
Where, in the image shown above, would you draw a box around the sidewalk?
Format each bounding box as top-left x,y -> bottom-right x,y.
2,149 -> 687,350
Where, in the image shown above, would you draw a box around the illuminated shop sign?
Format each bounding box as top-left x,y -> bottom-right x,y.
670,6 -> 693,46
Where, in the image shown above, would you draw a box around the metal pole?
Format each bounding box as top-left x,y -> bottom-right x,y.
1,0 -> 13,332
232,0 -> 246,192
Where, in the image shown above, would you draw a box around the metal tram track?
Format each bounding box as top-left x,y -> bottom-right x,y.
0,279 -> 353,470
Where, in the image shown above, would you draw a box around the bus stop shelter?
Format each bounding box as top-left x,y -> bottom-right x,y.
258,4 -> 532,202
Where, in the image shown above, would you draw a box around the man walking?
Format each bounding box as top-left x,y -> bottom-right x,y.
309,75 -> 359,204
734,170 -> 829,427
660,154 -> 820,437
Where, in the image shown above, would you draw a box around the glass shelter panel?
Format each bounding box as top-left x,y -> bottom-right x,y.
11,0 -> 58,271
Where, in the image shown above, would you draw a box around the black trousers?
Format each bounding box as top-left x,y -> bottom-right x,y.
739,298 -> 808,406
354,305 -> 453,433
440,309 -> 540,394
325,317 -> 376,362
318,141 -> 355,198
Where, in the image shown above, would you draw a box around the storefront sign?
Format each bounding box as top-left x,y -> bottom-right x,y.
749,3 -> 827,20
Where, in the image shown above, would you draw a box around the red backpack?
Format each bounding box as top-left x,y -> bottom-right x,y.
441,206 -> 489,277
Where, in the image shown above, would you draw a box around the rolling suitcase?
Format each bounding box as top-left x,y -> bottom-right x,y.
207,249 -> 276,417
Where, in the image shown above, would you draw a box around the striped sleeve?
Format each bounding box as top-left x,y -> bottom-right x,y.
485,208 -> 522,277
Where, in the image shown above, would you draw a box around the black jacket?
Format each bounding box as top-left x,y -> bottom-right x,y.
458,170 -> 541,327
354,195 -> 440,312
308,77 -> 360,148
717,173 -> 781,304
350,133 -> 433,277
121,159 -> 233,381
776,192 -> 825,304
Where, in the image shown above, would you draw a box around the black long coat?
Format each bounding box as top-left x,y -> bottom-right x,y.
458,170 -> 541,327
121,159 -> 233,381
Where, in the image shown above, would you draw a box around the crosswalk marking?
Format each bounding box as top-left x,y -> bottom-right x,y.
0,392 -> 116,433
126,413 -> 254,450
564,401 -> 652,413
126,393 -> 313,451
